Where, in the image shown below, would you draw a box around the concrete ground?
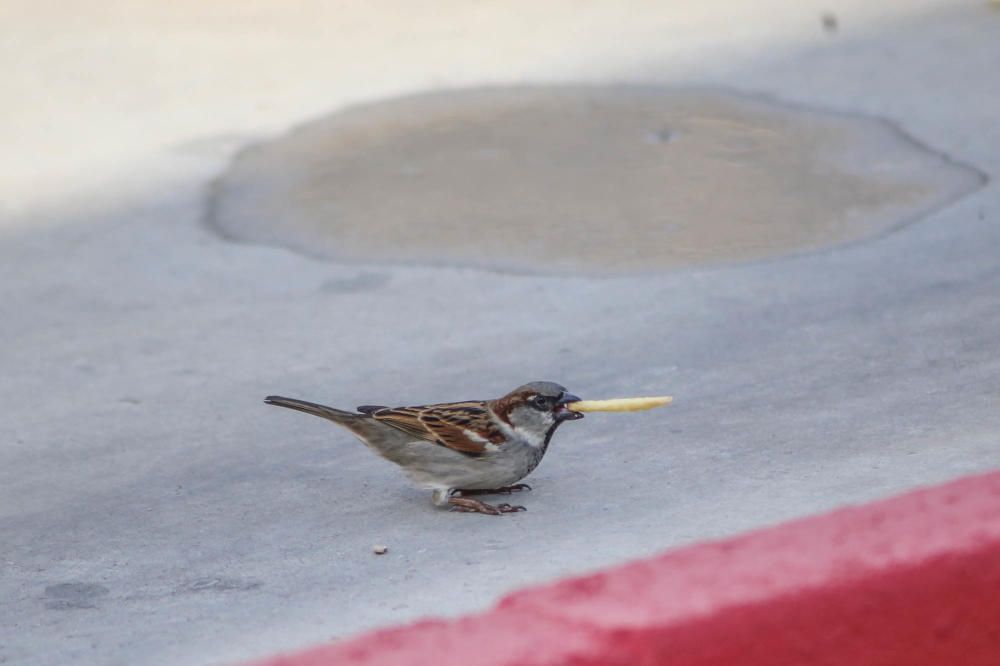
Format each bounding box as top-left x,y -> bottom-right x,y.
1,1 -> 999,665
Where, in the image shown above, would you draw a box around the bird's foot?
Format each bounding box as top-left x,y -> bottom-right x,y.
448,497 -> 526,515
454,483 -> 531,496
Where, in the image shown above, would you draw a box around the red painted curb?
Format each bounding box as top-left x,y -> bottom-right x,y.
253,471 -> 1000,666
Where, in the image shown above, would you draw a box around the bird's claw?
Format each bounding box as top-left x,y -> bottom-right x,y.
447,496 -> 524,515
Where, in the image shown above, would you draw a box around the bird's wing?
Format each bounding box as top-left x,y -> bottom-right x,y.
370,401 -> 503,454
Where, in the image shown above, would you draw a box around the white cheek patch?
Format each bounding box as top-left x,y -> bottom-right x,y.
495,419 -> 545,448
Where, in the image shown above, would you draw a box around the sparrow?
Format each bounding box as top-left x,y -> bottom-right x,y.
264,381 -> 583,515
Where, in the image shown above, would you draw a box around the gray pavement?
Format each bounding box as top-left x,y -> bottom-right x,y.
2,2 -> 999,665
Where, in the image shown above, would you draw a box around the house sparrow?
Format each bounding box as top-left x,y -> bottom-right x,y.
264,381 -> 583,515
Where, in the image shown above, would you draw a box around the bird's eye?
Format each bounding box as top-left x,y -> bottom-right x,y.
532,395 -> 549,409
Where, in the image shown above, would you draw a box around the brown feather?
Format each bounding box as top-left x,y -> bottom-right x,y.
487,389 -> 534,426
370,401 -> 504,454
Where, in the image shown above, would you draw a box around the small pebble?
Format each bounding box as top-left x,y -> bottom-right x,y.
821,12 -> 838,34
373,545 -> 388,555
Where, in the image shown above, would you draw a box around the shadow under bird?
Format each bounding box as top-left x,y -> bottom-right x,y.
264,381 -> 583,515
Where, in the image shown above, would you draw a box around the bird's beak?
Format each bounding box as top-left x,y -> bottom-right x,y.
557,392 -> 581,405
555,392 -> 584,420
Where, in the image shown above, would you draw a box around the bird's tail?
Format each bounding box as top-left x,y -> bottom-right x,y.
264,396 -> 361,424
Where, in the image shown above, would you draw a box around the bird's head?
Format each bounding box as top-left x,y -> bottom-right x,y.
492,381 -> 583,440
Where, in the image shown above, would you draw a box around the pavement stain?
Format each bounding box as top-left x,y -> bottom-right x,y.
179,576 -> 263,594
43,582 -> 110,610
208,86 -> 982,274
319,272 -> 392,294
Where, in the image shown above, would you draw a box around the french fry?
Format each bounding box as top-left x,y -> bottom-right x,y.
566,396 -> 673,413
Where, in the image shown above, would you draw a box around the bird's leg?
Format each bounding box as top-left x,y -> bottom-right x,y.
448,496 -> 525,515
454,483 -> 532,496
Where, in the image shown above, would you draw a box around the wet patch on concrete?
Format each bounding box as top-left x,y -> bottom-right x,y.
207,86 -> 983,273
43,582 -> 110,610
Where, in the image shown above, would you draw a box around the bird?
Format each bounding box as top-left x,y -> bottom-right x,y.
264,381 -> 583,515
